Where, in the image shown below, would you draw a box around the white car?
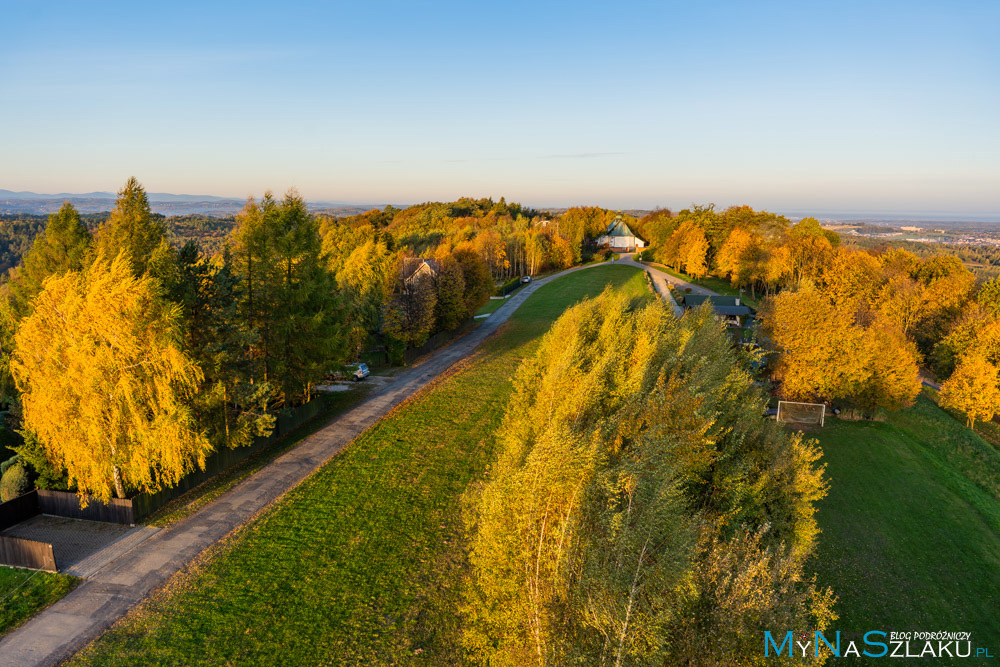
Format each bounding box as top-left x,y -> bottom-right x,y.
346,363 -> 370,381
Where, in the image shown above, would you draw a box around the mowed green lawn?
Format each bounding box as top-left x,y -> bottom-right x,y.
72,265 -> 650,665
0,567 -> 78,636
811,392 -> 1000,657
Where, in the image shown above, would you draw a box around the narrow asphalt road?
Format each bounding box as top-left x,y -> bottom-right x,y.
0,260 -> 654,667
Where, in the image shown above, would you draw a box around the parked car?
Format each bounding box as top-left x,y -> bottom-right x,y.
521,275 -> 532,284
346,362 -> 370,381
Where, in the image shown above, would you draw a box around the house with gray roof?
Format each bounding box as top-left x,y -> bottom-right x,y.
682,294 -> 753,327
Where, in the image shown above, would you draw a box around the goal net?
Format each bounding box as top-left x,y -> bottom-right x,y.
777,401 -> 826,426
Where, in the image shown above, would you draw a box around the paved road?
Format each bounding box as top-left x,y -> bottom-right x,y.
0,260 -> 640,667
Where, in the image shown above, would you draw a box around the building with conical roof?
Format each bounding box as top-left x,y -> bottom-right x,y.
596,217 -> 646,252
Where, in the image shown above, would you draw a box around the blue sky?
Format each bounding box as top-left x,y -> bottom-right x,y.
1,1 -> 998,214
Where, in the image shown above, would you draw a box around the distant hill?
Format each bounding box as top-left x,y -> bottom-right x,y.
0,189 -> 246,215
0,189 -> 387,217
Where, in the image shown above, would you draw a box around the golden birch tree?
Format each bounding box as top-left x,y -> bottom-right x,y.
940,351 -> 1000,428
11,254 -> 210,502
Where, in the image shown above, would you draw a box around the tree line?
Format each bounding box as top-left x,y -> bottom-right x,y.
636,203 -> 1000,425
319,201 -> 627,357
0,212 -> 236,274
0,180 -> 625,502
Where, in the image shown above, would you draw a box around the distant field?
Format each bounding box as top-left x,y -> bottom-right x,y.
0,567 -> 77,637
72,265 -> 650,665
811,392 -> 1000,661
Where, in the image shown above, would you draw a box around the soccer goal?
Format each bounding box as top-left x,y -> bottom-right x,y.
777,400 -> 826,427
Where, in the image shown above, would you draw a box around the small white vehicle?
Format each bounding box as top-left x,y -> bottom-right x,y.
347,362 -> 370,381
521,275 -> 532,284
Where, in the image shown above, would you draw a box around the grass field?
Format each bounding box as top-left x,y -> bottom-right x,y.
72,265 -> 650,665
811,391 -> 1000,659
0,567 -> 78,637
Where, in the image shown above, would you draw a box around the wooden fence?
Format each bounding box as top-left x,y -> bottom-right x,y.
0,534 -> 56,571
36,489 -> 135,525
0,491 -> 58,570
0,489 -> 39,531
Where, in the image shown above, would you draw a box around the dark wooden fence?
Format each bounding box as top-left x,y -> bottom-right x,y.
0,491 -> 58,570
0,489 -> 39,531
0,535 -> 56,571
36,489 -> 135,525
360,347 -> 391,370
499,279 -> 525,297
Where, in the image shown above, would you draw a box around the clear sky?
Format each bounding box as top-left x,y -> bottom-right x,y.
2,1 -> 998,215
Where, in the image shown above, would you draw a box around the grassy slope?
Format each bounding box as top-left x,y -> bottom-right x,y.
811,391 -> 1000,654
73,265 -> 650,666
0,567 -> 78,637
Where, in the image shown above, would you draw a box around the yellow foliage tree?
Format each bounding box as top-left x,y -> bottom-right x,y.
854,317 -> 923,411
912,267 -> 976,350
549,233 -> 575,270
11,254 -> 211,502
940,351 -> 1000,427
715,227 -> 759,289
474,228 -> 510,280
524,230 -> 551,276
680,224 -> 709,277
788,233 -> 832,285
875,274 -> 925,334
762,243 -> 794,292
763,288 -> 867,401
822,248 -> 883,311
763,289 -> 921,410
